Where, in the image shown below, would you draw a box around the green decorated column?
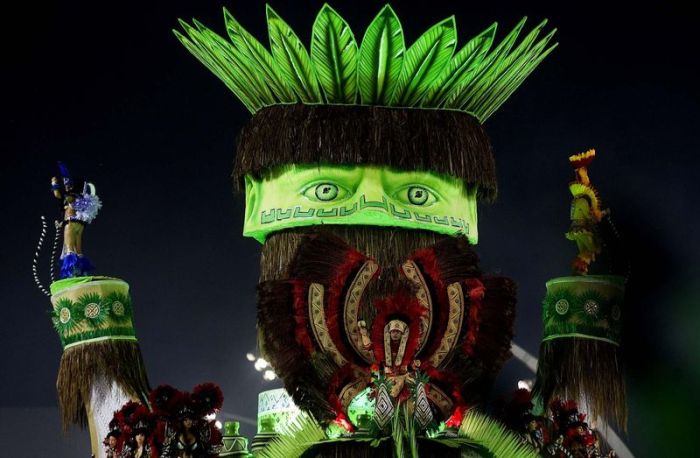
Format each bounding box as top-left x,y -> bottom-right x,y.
36,163 -> 151,458
50,277 -> 150,457
50,276 -> 149,457
534,150 -> 628,432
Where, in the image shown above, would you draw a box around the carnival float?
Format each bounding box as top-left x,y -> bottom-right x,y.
33,4 -> 631,457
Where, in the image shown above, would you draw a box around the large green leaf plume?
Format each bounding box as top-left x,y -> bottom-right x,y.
176,4 -> 556,121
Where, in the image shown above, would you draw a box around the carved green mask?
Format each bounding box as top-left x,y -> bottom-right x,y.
244,164 -> 479,244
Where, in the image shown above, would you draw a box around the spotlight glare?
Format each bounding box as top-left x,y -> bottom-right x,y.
246,353 -> 256,362
263,370 -> 277,381
517,380 -> 531,390
254,358 -> 268,371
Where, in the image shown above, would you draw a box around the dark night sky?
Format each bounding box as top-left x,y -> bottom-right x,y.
2,1 -> 699,456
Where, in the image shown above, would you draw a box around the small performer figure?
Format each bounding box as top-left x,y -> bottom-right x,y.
524,415 -> 546,451
543,399 -> 617,458
365,313 -> 431,429
358,320 -> 372,351
122,426 -> 154,458
158,385 -> 223,458
382,319 -> 414,397
103,424 -> 121,458
130,427 -> 153,458
383,319 -> 409,373
50,162 -> 101,278
161,406 -> 214,458
566,149 -> 607,275
127,413 -> 155,457
174,404 -> 204,458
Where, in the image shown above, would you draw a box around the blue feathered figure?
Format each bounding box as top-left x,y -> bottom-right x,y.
51,162 -> 102,278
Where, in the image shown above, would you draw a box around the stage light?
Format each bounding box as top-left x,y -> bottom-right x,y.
263,370 -> 277,381
254,358 -> 268,372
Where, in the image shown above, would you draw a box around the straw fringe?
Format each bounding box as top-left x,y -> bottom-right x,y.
233,104 -> 497,201
534,338 -> 627,431
56,340 -> 150,430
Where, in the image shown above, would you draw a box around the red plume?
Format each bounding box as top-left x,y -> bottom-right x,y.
192,383 -> 224,416
115,401 -> 142,436
149,384 -> 181,417
445,405 -> 466,428
129,405 -> 155,431
562,399 -> 579,412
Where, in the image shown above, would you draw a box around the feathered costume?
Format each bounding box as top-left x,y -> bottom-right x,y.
152,384 -> 224,458
52,161 -> 102,278
258,232 -> 516,427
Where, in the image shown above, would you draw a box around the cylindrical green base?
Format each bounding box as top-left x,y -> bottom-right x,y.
220,421 -> 251,457
250,433 -> 277,456
542,275 -> 625,344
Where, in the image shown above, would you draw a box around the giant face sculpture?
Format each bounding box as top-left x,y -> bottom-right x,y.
238,105 -> 516,425
176,3 -> 556,431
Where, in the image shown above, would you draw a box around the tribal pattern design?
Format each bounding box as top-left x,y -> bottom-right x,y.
50,280 -> 137,348
257,233 -> 516,426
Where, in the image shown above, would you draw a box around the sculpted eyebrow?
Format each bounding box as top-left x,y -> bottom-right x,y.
382,170 -> 457,187
289,166 -> 364,182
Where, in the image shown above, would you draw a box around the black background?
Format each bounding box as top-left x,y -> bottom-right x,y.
2,1 -> 699,456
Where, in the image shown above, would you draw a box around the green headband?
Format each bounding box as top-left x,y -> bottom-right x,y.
541,275 -> 625,345
50,277 -> 137,349
244,164 -> 478,243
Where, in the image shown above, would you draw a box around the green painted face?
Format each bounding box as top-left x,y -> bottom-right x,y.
243,164 -> 479,244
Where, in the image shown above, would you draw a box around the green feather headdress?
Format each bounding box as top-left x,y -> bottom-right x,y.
174,4 -> 557,123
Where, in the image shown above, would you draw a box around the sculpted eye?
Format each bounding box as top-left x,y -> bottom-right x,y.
394,185 -> 437,206
302,182 -> 348,202
408,186 -> 430,205
315,183 -> 339,201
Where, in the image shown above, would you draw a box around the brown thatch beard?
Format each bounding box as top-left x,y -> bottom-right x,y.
260,226 -> 455,319
260,225 -> 450,296
261,226 -> 448,280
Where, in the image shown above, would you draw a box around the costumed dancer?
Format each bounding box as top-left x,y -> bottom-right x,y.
543,399 -> 616,458
152,384 -> 224,458
104,419 -> 122,458
176,3 -> 557,457
106,384 -> 225,458
116,403 -> 157,458
51,161 -> 101,278
108,402 -> 155,458
34,162 -> 151,458
495,389 -> 617,457
494,388 -> 548,452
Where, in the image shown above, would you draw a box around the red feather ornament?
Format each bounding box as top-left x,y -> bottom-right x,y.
192,382 -> 224,416
149,384 -> 181,417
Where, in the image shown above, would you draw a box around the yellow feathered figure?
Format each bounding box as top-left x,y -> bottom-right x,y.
566,149 -> 607,274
